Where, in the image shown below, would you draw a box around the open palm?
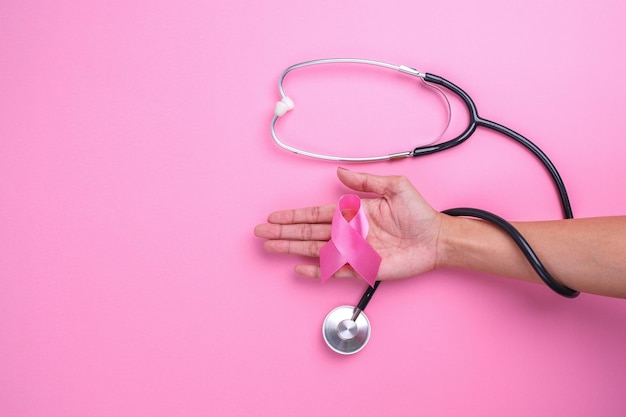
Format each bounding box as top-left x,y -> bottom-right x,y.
254,168 -> 444,281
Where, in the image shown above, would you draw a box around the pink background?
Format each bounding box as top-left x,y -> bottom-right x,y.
2,0 -> 626,415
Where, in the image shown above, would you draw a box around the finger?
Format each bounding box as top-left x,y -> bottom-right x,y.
294,264 -> 320,278
294,264 -> 360,279
263,239 -> 326,257
254,223 -> 331,241
337,167 -> 406,197
267,204 -> 335,225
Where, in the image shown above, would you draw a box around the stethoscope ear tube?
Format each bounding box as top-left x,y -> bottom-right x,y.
271,59 -> 452,162
420,73 -> 574,220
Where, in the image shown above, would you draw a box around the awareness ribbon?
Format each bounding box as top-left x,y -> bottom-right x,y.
319,194 -> 382,287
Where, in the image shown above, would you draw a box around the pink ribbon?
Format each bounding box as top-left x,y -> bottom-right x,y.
320,194 -> 382,287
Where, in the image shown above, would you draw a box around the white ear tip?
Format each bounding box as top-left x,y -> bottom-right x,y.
274,96 -> 294,117
282,96 -> 294,109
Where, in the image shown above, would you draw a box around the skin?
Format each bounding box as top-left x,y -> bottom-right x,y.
254,167 -> 626,299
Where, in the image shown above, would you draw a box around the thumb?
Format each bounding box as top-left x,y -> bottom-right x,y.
336,167 -> 405,196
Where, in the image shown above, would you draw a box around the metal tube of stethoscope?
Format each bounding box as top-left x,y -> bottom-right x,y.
271,59 -> 451,163
350,308 -> 362,322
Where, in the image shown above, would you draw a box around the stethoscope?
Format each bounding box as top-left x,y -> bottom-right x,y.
271,58 -> 579,355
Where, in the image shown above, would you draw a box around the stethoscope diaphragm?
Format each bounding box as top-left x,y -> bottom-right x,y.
322,305 -> 371,354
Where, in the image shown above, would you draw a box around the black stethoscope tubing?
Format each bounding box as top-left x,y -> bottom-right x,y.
357,73 -> 579,315
417,73 -> 573,220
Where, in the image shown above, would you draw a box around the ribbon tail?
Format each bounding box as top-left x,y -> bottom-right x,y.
319,240 -> 347,283
346,246 -> 381,287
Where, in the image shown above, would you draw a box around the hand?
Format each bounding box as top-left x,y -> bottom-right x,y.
254,167 -> 445,281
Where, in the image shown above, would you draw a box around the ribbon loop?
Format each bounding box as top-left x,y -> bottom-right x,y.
319,194 -> 382,286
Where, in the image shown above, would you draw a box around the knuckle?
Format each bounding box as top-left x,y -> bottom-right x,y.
309,205 -> 320,222
393,175 -> 408,185
274,224 -> 284,239
307,241 -> 320,257
362,176 -> 370,192
301,224 -> 314,240
388,175 -> 409,192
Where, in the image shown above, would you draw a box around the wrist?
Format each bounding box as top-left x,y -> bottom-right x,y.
434,213 -> 461,271
435,214 -> 494,272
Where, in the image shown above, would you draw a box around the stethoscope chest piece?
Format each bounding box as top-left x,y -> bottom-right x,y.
322,306 -> 371,354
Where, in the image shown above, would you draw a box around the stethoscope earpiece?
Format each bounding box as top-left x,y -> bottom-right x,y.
322,305 -> 371,354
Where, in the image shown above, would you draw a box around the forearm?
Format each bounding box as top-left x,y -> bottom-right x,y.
437,215 -> 626,298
